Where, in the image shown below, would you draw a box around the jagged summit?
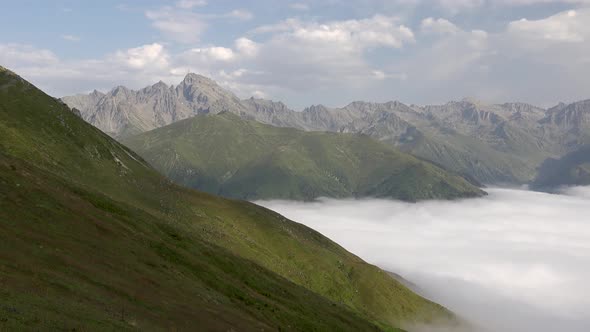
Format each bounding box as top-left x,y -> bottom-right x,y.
181,72 -> 216,85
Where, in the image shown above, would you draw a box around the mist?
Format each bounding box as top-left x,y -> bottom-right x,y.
257,187 -> 590,332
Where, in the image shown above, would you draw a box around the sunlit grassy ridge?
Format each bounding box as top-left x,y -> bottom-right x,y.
0,66 -> 455,330
123,112 -> 484,201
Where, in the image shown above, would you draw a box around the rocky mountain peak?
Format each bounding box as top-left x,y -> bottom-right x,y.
90,89 -> 104,97
153,80 -> 168,88
110,85 -> 131,97
304,104 -> 329,113
459,97 -> 487,108
181,72 -> 216,86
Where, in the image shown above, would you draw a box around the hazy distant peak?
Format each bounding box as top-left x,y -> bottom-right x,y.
460,97 -> 486,106
304,104 -> 329,112
181,72 -> 216,85
109,85 -> 130,95
153,80 -> 168,88
90,89 -> 104,97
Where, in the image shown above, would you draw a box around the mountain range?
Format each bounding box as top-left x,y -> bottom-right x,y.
1,66 -> 463,330
122,112 -> 484,201
63,74 -> 590,186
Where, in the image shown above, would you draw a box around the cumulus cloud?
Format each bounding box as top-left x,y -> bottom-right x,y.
234,37 -> 259,57
253,15 -> 415,49
421,18 -> 459,35
404,22 -> 490,82
236,15 -> 414,94
258,187 -> 590,332
507,9 -> 589,43
0,42 -> 180,96
112,43 -> 170,70
177,46 -> 236,69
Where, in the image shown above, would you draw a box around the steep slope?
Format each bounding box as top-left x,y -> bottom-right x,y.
1,66 -> 456,330
123,112 -> 485,201
531,146 -> 590,190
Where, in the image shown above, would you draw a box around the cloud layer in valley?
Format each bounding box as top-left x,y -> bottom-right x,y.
258,187 -> 590,332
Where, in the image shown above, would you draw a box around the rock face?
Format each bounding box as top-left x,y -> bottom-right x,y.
62,74 -> 249,138
63,74 -> 590,184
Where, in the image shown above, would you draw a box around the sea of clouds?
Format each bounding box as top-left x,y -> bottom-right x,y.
258,187 -> 590,332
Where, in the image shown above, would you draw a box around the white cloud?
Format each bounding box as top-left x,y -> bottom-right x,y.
180,46 -> 236,63
61,34 -> 81,42
146,7 -> 206,44
175,0 -> 207,9
112,43 -> 170,70
258,187 -> 590,332
404,23 -> 490,81
421,17 -> 459,35
289,2 -> 310,10
0,43 -> 177,97
508,9 -> 587,43
233,15 -> 414,94
225,9 -> 254,21
0,44 -> 59,66
254,15 -> 415,49
235,37 -> 259,57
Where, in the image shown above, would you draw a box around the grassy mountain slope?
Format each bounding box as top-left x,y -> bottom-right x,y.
123,113 -> 484,201
0,66 -> 455,330
399,130 -> 537,184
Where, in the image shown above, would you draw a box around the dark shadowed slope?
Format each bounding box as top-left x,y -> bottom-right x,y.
0,66 -> 456,330
122,112 -> 485,201
531,145 -> 590,190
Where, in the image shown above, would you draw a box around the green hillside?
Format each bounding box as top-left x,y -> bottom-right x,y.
0,66 -> 458,330
122,112 -> 485,201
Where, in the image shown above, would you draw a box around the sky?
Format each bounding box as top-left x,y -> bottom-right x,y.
2,0 -> 590,109
258,186 -> 590,332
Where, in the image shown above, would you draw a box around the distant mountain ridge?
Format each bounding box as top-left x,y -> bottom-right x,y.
63,74 -> 590,185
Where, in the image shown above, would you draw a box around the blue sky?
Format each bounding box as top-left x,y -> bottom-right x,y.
2,0 -> 590,109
